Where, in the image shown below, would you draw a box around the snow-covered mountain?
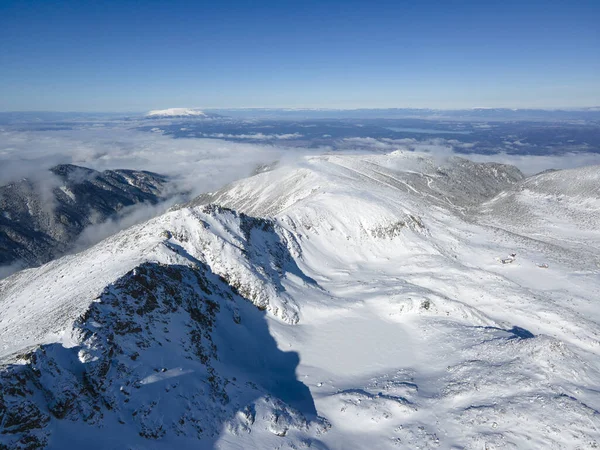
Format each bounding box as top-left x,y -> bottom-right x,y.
0,164 -> 170,275
1,152 -> 599,449
145,108 -> 221,119
477,165 -> 600,261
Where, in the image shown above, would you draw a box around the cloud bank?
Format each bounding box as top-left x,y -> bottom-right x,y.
201,132 -> 304,140
0,125 -> 307,194
0,123 -> 313,277
336,136 -> 600,175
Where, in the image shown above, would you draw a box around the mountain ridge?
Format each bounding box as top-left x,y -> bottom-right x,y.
0,164 -> 170,276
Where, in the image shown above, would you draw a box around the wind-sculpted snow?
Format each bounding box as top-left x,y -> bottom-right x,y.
1,151 -> 600,449
190,152 -> 524,218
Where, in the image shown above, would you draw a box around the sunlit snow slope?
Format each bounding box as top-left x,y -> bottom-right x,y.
1,152 -> 599,449
477,164 -> 600,264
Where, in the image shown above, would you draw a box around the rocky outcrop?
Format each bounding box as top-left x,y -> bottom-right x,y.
0,261 -> 326,449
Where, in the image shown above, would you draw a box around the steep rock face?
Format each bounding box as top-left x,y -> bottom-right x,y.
0,204 -> 315,357
157,205 -> 313,324
0,262 -> 326,449
0,164 -> 169,271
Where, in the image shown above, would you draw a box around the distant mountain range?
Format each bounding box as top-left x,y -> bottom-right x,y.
1,107 -> 598,124
203,107 -> 600,121
141,106 -> 600,121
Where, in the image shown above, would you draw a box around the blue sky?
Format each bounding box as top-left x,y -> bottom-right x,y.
1,0 -> 598,111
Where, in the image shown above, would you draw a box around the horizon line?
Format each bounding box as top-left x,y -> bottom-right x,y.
1,106 -> 599,114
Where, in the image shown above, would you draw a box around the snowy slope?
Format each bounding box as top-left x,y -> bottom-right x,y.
191,152 -> 524,217
0,262 -> 328,449
0,206 -> 328,448
0,205 -> 313,358
476,164 -> 600,266
1,152 -> 600,449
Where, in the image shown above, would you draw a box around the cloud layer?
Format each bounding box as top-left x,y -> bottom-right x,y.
336,136 -> 600,175
0,123 -> 310,276
1,123 -> 598,278
0,125 -> 297,194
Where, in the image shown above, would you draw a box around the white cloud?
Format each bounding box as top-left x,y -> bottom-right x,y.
465,151 -> 600,175
338,136 -> 600,175
202,132 -> 303,140
0,124 -> 315,271
0,125 -> 301,195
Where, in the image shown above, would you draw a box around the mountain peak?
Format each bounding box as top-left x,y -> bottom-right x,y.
145,108 -> 209,118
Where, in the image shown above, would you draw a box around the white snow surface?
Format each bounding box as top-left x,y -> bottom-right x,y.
477,164 -> 600,260
1,151 -> 600,449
